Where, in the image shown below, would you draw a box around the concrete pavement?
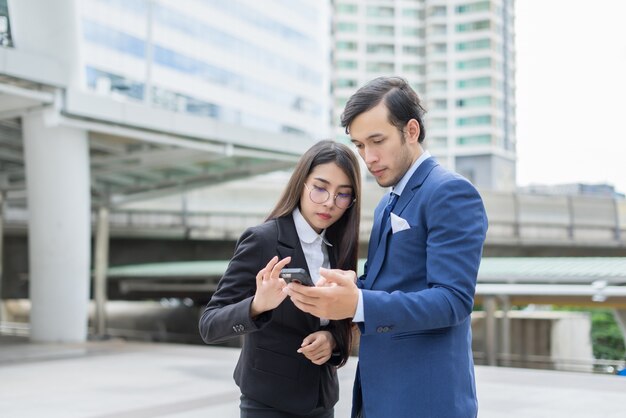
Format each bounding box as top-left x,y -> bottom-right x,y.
1,336 -> 625,417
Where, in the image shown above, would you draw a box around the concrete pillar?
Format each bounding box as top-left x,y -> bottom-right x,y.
484,296 -> 497,366
499,296 -> 511,367
23,111 -> 91,342
93,206 -> 109,337
0,191 -> 4,324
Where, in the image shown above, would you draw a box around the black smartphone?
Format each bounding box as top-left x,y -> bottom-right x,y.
279,268 -> 315,286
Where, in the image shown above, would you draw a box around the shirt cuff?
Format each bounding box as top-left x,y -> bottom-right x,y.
353,289 -> 364,322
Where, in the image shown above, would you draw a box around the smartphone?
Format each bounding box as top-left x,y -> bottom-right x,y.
279,268 -> 315,286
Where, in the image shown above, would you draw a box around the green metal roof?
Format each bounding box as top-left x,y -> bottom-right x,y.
107,257 -> 626,284
477,257 -> 626,284
107,260 -> 230,278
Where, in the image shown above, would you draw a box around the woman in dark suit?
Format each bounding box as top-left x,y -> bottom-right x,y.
199,140 -> 361,417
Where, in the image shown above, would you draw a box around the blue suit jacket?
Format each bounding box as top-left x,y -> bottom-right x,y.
354,158 -> 488,418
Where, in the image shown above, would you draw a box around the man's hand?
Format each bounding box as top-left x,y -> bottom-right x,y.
285,268 -> 358,320
298,330 -> 335,365
250,256 -> 290,318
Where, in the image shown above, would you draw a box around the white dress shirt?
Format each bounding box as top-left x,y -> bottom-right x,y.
292,207 -> 331,326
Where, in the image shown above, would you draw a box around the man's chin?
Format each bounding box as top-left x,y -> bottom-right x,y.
375,177 -> 394,188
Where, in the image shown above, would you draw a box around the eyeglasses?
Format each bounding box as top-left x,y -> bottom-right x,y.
304,183 -> 356,209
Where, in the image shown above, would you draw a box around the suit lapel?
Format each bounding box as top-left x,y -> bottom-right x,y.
362,158 -> 439,289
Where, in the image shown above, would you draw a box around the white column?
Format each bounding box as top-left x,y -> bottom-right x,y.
23,111 -> 91,343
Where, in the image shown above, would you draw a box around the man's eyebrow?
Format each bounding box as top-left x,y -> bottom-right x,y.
352,133 -> 386,142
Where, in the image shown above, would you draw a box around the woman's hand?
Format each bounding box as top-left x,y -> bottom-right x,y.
298,330 -> 336,365
250,256 -> 291,318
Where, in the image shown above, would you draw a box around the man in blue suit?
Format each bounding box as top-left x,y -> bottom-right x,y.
287,76 -> 488,417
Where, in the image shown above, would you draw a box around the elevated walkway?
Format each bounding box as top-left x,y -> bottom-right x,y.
1,337 -> 624,418
103,257 -> 626,306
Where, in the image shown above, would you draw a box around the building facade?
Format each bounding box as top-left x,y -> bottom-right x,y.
80,0 -> 332,139
331,0 -> 516,190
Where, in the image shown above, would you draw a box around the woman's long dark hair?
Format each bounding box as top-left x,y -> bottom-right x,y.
266,139 -> 361,366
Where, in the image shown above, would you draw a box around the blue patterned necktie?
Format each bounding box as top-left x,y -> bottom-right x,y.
378,192 -> 399,243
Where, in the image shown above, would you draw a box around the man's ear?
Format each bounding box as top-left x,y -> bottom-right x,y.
406,119 -> 420,144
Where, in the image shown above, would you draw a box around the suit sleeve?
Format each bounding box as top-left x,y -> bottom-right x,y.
198,225 -> 275,343
362,177 -> 488,335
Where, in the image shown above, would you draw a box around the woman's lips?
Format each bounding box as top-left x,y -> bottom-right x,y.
317,213 -> 331,220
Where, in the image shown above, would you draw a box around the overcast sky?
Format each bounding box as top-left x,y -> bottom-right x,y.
515,0 -> 626,193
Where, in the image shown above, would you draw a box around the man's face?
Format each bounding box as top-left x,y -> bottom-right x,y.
349,102 -> 420,188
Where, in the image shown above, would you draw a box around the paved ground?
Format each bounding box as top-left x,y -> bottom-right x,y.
1,336 -> 625,417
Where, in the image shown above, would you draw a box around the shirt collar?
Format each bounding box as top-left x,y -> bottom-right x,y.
292,207 -> 332,246
392,150 -> 431,197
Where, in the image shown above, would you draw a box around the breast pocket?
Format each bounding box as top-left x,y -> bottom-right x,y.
388,226 -> 426,262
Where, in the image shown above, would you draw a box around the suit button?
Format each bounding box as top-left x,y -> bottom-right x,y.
383,326 -> 390,332
376,326 -> 384,333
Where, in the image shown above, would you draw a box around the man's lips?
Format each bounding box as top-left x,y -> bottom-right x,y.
370,167 -> 386,177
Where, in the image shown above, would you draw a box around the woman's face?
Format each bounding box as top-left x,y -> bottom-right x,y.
299,162 -> 354,234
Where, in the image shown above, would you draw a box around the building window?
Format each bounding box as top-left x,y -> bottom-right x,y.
402,26 -> 420,37
428,6 -> 447,17
456,38 -> 491,51
456,2 -> 491,14
457,134 -> 492,145
402,64 -> 424,75
456,57 -> 491,70
402,8 -> 420,19
457,77 -> 492,89
456,115 -> 492,126
431,43 -> 447,54
335,78 -> 357,88
431,99 -> 448,110
430,24 -> 447,35
367,25 -> 395,36
456,20 -> 491,32
337,22 -> 358,33
402,45 -> 423,55
457,96 -> 492,108
336,41 -> 358,51
367,6 -> 394,18
367,43 -> 395,55
367,61 -> 395,72
336,4 -> 358,14
336,60 -> 358,70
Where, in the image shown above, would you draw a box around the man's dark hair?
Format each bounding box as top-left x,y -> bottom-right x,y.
341,76 -> 426,143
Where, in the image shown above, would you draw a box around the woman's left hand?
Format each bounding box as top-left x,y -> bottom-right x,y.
298,330 -> 336,365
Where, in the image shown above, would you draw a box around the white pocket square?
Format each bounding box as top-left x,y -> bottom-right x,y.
390,213 -> 411,234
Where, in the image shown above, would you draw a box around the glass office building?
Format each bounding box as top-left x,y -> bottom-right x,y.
80,0 -> 331,139
332,0 -> 516,190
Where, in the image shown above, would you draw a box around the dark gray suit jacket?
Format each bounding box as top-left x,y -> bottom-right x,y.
198,215 -> 342,415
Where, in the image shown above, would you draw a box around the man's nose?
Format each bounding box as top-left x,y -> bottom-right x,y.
364,147 -> 377,164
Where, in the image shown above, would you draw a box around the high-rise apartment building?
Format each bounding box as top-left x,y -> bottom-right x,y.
80,0 -> 331,139
331,0 -> 516,190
